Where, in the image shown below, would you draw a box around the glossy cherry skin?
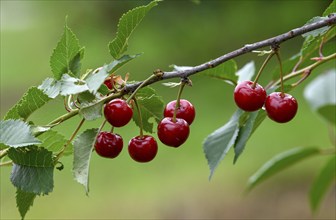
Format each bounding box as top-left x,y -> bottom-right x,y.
234,80 -> 267,112
104,79 -> 113,90
95,132 -> 123,158
163,99 -> 196,125
104,99 -> 133,127
157,117 -> 190,147
128,135 -> 158,163
265,92 -> 298,123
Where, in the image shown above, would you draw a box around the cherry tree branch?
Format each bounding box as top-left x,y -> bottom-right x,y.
125,13 -> 336,92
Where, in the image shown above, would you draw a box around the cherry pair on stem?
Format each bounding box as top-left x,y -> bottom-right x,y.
234,50 -> 298,123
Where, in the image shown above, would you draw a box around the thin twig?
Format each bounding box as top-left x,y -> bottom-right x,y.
125,14 -> 336,92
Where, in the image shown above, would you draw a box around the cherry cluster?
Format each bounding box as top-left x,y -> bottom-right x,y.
94,80 -> 195,163
234,80 -> 298,123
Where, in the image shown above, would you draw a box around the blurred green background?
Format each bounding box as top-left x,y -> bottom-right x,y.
1,0 -> 335,219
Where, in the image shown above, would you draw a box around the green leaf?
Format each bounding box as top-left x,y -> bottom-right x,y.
77,91 -> 97,105
4,87 -> 51,121
50,22 -> 83,79
300,26 -> 335,60
233,110 -> 267,164
73,128 -> 98,195
304,69 -> 336,125
322,0 -> 335,16
8,146 -> 54,195
247,147 -> 320,191
133,86 -> 164,133
202,60 -> 238,85
310,155 -> 336,212
203,110 -> 243,179
0,120 -> 41,147
79,101 -> 104,121
108,0 -> 160,59
236,61 -> 255,83
38,130 -> 73,156
16,188 -> 37,220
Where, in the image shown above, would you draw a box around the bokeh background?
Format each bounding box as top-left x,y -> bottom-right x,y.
1,0 -> 335,219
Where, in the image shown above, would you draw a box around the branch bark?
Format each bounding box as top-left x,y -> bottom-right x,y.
125,13 -> 336,92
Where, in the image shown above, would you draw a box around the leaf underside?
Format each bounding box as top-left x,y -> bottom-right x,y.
0,120 -> 41,147
73,128 -> 98,195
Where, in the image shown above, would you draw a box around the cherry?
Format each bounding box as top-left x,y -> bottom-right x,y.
104,79 -> 113,90
234,80 -> 266,112
104,99 -> 133,127
128,135 -> 158,163
157,117 -> 190,147
95,131 -> 123,158
163,99 -> 196,125
265,92 -> 298,123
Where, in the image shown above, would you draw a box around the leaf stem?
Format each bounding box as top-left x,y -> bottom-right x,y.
273,53 -> 336,87
47,109 -> 80,128
253,51 -> 275,87
54,118 -> 85,163
98,120 -> 107,133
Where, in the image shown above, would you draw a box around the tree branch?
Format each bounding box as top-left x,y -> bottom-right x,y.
125,13 -> 336,92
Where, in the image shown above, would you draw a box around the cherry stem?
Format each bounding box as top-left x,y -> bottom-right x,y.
126,74 -> 159,103
252,51 -> 275,88
133,98 -> 144,138
173,80 -> 187,122
274,51 -> 284,95
54,118 -> 85,163
98,120 -> 107,133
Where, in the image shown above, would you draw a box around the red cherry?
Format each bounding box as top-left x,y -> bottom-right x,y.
265,92 -> 298,123
128,135 -> 158,163
157,117 -> 190,147
95,131 -> 123,158
163,99 -> 196,125
104,79 -> 113,90
104,99 -> 133,127
234,80 -> 266,111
